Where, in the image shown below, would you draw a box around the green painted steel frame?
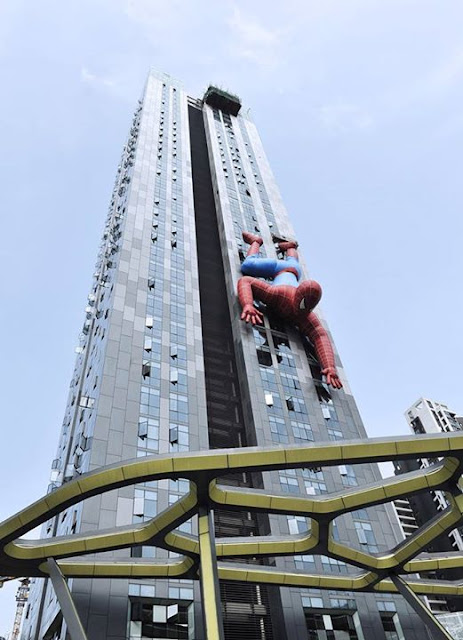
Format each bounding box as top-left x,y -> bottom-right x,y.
2,432 -> 463,638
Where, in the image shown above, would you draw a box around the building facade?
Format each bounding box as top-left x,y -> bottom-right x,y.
397,398 -> 463,555
394,397 -> 463,615
393,496 -> 451,614
22,70 -> 428,640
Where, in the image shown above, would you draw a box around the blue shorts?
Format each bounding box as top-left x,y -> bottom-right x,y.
241,256 -> 301,287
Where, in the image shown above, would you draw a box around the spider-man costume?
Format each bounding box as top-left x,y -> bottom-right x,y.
238,231 -> 342,389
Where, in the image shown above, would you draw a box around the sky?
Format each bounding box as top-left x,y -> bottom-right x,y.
0,0 -> 462,634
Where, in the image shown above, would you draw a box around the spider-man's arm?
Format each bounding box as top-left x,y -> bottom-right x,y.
301,312 -> 343,389
237,276 -> 264,325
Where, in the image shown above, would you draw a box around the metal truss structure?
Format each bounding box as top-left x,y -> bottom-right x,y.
2,432 -> 463,639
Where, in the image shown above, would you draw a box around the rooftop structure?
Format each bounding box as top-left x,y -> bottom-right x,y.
203,85 -> 241,115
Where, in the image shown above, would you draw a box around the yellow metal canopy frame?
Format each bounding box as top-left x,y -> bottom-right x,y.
2,432 -> 463,639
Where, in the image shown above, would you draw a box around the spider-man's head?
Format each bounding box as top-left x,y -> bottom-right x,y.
294,280 -> 322,315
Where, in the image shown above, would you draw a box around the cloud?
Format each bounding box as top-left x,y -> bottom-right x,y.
227,5 -> 286,68
0,0 -> 27,55
125,0 -> 206,40
380,47 -> 463,118
80,67 -> 115,89
427,47 -> 463,93
317,103 -> 374,134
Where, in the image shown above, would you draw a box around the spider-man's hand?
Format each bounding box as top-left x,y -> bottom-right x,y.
241,304 -> 264,326
321,367 -> 343,389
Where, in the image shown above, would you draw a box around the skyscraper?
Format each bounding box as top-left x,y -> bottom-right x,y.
21,69 -> 429,640
394,397 -> 463,615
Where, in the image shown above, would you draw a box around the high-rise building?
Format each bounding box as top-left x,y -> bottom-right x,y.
22,69 -> 429,640
405,398 -> 463,437
393,397 -> 463,615
393,496 -> 451,614
404,398 -> 463,550
396,398 -> 463,555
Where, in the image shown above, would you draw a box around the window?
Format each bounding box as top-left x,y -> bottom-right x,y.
168,586 -> 194,600
320,555 -> 348,573
339,465 -> 358,487
315,381 -> 332,403
169,393 -> 188,423
281,371 -> 302,392
253,328 -> 269,348
257,348 -> 272,366
354,521 -> 378,552
138,419 -> 148,440
411,416 -> 426,435
140,386 -> 160,415
272,334 -> 291,352
133,489 -> 157,522
286,395 -> 307,414
351,508 -> 369,520
294,554 -> 315,570
330,598 -> 356,609
129,598 -> 193,639
133,496 -> 144,517
169,479 -> 190,495
291,420 -> 313,442
131,546 -> 156,559
302,468 -> 327,494
259,367 -> 278,392
288,515 -> 309,534
269,415 -> 288,443
320,401 -> 338,420
301,596 -> 323,608
78,395 -> 94,409
377,606 -> 403,640
286,396 -> 295,411
169,423 -> 189,451
279,469 -> 299,494
304,612 -> 360,640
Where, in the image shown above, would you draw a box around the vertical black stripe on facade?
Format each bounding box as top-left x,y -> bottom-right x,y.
187,103 -> 247,452
188,103 -> 287,640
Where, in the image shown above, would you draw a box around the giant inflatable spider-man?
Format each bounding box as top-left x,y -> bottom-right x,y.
237,231 -> 342,389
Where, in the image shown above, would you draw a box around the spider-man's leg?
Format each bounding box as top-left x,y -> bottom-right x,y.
241,257 -> 281,279
241,232 -> 280,278
278,240 -> 299,259
242,231 -> 263,257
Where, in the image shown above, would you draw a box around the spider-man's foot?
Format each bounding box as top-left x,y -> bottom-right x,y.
242,231 -> 263,246
278,240 -> 299,252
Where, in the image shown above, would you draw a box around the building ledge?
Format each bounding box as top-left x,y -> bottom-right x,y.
203,85 -> 241,115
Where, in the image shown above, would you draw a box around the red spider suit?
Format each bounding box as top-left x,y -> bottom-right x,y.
237,232 -> 342,389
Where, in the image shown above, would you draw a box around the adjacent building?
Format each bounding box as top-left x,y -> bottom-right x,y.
405,398 -> 463,438
394,397 -> 463,614
22,70 -> 428,640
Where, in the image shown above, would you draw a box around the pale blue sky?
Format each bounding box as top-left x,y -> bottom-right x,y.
1,0 -> 462,632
